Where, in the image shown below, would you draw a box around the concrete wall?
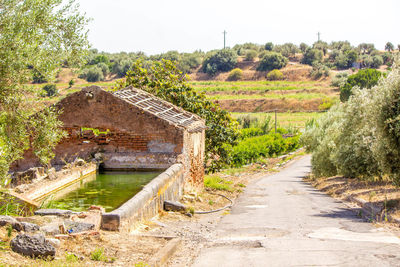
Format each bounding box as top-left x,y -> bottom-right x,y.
101,163 -> 185,231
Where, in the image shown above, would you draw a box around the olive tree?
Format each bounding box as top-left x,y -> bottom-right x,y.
0,0 -> 89,180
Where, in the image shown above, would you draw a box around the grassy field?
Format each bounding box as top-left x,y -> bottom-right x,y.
231,112 -> 323,130
206,93 -> 332,101
189,80 -> 332,93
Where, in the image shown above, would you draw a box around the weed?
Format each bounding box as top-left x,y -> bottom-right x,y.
368,191 -> 377,202
65,252 -> 79,262
6,224 -> 12,238
238,183 -> 246,188
135,262 -> 149,267
204,175 -> 233,192
90,248 -> 108,262
187,206 -> 195,215
208,200 -> 214,206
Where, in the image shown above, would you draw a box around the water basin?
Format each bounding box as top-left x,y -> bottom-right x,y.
42,171 -> 163,212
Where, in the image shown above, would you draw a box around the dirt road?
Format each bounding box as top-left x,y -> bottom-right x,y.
192,155 -> 400,266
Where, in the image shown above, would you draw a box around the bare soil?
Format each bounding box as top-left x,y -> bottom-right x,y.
306,175 -> 400,224
214,98 -> 325,112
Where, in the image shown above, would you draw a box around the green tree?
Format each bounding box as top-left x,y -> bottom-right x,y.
201,49 -> 237,75
0,0 -> 89,180
385,42 -> 394,52
340,69 -> 385,101
273,43 -> 300,58
313,41 -> 328,55
264,42 -> 274,51
301,48 -> 323,65
299,43 -> 309,53
114,60 -> 239,172
256,52 -> 288,71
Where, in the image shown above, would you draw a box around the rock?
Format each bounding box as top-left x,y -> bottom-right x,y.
46,238 -> 60,248
40,223 -> 61,235
34,209 -> 78,216
74,158 -> 85,167
197,196 -> 204,203
164,200 -> 186,212
0,215 -> 23,231
47,168 -> 57,180
10,234 -> 56,258
64,220 -> 95,234
183,195 -> 195,202
185,212 -> 193,217
21,222 -> 40,233
14,184 -> 30,194
12,167 -> 46,186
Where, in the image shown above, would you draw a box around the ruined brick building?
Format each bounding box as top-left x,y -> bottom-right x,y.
13,86 -> 206,186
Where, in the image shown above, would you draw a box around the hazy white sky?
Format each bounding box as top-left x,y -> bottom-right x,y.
77,0 -> 400,55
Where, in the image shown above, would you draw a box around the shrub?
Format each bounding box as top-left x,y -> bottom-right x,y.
264,42 -> 274,51
273,43 -> 300,58
310,63 -> 330,79
231,133 -> 300,167
204,175 -> 233,191
239,128 -> 264,140
245,50 -> 257,61
97,62 -> 109,77
42,84 -> 58,97
340,69 -> 385,102
202,49 -> 237,75
227,68 -> 243,81
267,69 -> 284,81
331,72 -> 349,87
318,98 -> 336,111
301,64 -> 400,182
257,52 -> 288,71
301,48 -> 323,65
79,66 -> 104,82
32,69 -> 48,84
68,79 -> 75,88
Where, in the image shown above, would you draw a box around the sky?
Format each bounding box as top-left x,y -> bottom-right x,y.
77,0 -> 400,55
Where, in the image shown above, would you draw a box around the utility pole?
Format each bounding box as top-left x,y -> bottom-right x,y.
317,32 -> 321,42
223,30 -> 227,49
275,109 -> 277,134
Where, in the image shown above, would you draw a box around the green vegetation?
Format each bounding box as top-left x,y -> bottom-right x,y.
267,69 -> 284,81
114,60 -> 239,172
201,49 -> 238,75
228,68 -> 243,81
302,65 -> 400,183
90,248 -> 108,262
0,0 -> 89,182
231,133 -> 300,167
257,52 -> 288,71
301,48 -> 323,65
204,175 -> 234,191
42,84 -> 58,97
190,80 -> 327,93
340,69 -> 386,101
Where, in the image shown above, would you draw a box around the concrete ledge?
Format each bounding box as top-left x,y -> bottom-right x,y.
101,163 -> 185,231
148,238 -> 181,267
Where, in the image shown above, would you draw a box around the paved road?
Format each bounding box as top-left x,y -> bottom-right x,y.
192,155 -> 400,267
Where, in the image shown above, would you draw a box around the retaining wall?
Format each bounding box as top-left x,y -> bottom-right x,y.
101,163 -> 185,231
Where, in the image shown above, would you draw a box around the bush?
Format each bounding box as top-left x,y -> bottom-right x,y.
42,84 -> 58,97
318,98 -> 336,111
301,65 -> 400,182
264,42 -> 274,51
266,69 -> 284,81
301,48 -> 323,65
331,72 -> 349,87
239,128 -> 264,140
227,68 -> 243,81
310,63 -> 330,79
231,133 -> 300,167
245,50 -> 257,61
340,69 -> 385,102
97,62 -> 109,77
32,69 -> 48,84
257,52 -> 288,71
79,66 -> 104,82
202,49 -> 238,75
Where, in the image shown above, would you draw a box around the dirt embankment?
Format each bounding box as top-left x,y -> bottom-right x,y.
214,98 -> 324,112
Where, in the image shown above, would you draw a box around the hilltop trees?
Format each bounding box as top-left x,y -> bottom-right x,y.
257,52 -> 288,71
385,42 -> 394,52
0,0 -> 89,180
301,48 -> 323,65
202,49 -> 238,75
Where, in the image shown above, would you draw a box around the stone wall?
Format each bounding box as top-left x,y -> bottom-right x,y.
12,87 -> 185,171
101,163 -> 185,231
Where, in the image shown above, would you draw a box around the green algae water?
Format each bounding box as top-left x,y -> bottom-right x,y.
45,171 -> 162,212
